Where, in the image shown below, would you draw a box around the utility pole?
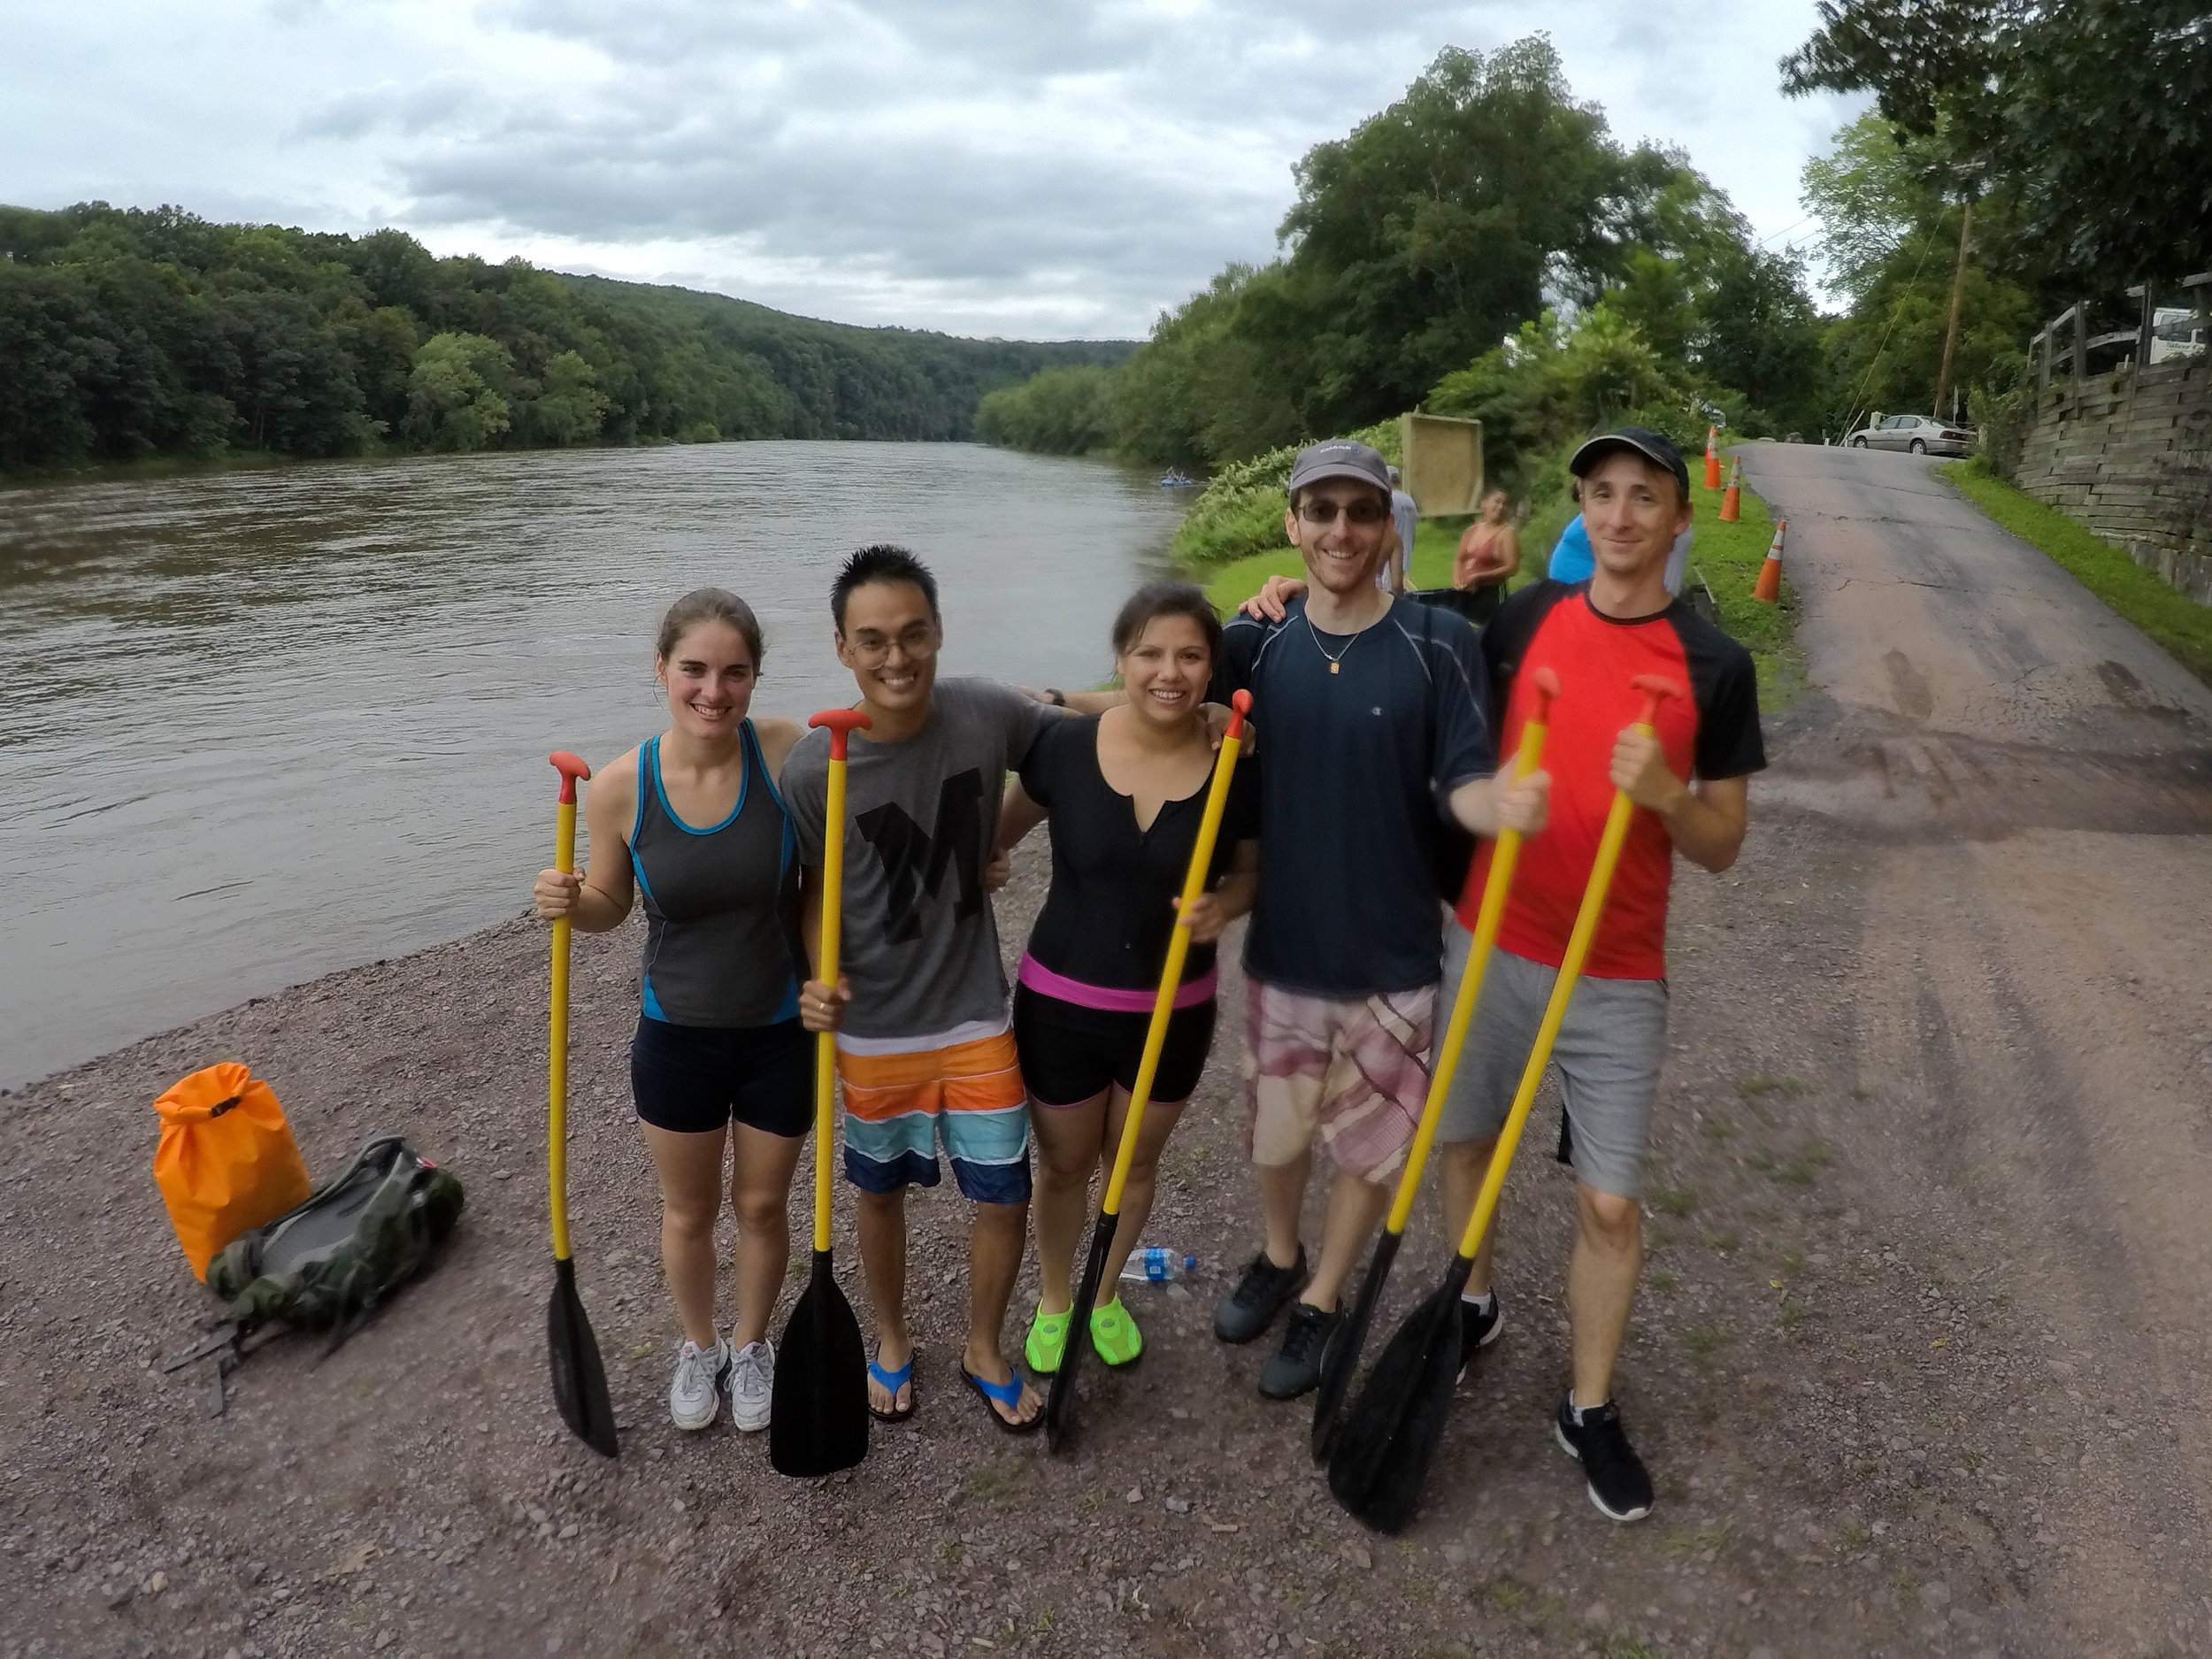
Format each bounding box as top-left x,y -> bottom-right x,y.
1932,193 -> 1976,421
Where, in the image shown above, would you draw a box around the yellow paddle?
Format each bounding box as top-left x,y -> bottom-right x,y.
1310,665 -> 1560,1458
770,708 -> 872,1477
544,749 -> 617,1457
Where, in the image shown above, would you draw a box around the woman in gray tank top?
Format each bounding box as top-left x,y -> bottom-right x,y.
531,588 -> 810,1437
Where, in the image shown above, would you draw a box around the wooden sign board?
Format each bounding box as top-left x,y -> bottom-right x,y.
1401,413 -> 1484,517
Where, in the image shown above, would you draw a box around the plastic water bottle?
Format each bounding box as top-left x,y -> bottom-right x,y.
1120,1248 -> 1197,1284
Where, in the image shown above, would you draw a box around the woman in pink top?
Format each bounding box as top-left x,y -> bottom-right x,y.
1454,488 -> 1522,592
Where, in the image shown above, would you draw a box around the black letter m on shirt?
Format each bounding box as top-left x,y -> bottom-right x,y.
856,769 -> 986,944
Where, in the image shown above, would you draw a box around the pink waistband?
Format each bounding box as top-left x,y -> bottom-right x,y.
1018,954 -> 1217,1015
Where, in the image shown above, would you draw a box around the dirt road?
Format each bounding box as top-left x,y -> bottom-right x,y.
1740,442 -> 2212,1655
4,446 -> 2209,1657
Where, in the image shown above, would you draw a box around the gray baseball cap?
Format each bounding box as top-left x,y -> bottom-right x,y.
1286,439 -> 1393,499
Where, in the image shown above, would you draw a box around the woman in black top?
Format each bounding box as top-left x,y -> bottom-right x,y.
998,582 -> 1259,1374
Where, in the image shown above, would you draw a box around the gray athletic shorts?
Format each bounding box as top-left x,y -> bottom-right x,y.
1435,926 -> 1668,1199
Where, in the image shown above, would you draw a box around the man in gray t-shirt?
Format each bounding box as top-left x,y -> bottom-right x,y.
785,545 -> 1056,1432
784,674 -> 1047,1047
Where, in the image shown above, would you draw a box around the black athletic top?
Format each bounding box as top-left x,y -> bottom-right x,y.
1017,715 -> 1257,995
1209,596 -> 1494,996
628,722 -> 802,1027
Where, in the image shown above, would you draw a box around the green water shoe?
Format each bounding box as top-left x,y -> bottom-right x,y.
1025,1303 -> 1071,1375
1089,1296 -> 1144,1367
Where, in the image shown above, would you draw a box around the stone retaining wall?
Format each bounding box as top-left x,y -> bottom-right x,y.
2016,357 -> 2212,604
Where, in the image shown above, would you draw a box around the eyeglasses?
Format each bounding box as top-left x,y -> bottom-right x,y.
844,624 -> 940,668
1296,498 -> 1390,526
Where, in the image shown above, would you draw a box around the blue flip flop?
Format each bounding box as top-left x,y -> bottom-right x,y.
868,1352 -> 916,1423
961,1363 -> 1042,1436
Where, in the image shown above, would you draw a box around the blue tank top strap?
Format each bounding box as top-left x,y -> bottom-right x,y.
741,718 -> 797,885
632,733 -> 657,848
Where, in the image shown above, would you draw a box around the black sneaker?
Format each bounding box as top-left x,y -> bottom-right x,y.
1258,1302 -> 1341,1399
1456,1293 -> 1504,1381
1213,1247 -> 1306,1344
1554,1393 -> 1655,1523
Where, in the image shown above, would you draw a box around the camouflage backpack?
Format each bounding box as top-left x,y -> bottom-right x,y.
205,1134 -> 465,1345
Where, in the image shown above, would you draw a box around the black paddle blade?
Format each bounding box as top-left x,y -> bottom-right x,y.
1311,1226 -> 1402,1463
1327,1270 -> 1470,1534
548,1256 -> 618,1458
770,1250 -> 869,1478
1044,1208 -> 1117,1454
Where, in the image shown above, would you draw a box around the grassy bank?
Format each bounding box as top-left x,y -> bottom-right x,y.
1202,460 -> 1805,707
1940,459 -> 2212,687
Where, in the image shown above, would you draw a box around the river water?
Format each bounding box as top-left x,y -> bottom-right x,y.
0,442 -> 1186,1089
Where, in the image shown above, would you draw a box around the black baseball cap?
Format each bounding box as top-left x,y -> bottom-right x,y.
1569,426 -> 1690,498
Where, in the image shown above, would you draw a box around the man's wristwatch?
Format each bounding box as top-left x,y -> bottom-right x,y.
1044,687 -> 1067,706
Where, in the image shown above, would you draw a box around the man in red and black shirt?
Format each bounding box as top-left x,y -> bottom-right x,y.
1438,426 -> 1764,1524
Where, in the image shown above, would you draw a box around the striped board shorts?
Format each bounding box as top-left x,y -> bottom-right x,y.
835,1022 -> 1031,1205
1243,977 -> 1435,1185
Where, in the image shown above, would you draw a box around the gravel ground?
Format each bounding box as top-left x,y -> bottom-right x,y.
8,443 -> 2211,1657
6,683 -> 2201,1659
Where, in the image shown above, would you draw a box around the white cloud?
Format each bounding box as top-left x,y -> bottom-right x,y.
1,0 -> 1865,335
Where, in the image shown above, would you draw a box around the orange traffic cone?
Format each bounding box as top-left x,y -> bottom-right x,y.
1719,457 -> 1741,522
1703,426 -> 1722,490
1753,519 -> 1785,603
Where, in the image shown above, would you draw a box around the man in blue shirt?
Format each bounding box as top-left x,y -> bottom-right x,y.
1205,439 -> 1549,1399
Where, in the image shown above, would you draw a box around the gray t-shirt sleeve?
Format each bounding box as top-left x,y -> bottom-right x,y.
780,732 -> 829,864
975,677 -> 1056,767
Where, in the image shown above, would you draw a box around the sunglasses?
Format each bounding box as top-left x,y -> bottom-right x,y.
1295,498 -> 1390,526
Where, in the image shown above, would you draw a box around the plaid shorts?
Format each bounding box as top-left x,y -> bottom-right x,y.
1242,977 -> 1434,1184
836,1025 -> 1031,1205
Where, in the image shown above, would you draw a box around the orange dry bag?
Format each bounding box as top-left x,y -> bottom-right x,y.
153,1063 -> 313,1281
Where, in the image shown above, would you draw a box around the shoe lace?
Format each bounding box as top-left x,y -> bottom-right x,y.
732,1342 -> 771,1394
1577,1405 -> 1635,1467
677,1343 -> 720,1394
1233,1254 -> 1286,1308
1281,1308 -> 1331,1363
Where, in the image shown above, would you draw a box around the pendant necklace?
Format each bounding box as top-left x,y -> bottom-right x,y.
1309,616 -> 1359,675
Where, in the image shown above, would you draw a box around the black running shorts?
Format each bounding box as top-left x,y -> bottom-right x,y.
629,1015 -> 812,1138
1012,985 -> 1217,1110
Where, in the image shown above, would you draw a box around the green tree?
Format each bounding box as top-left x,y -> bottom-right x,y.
1798,110 -> 2039,427
403,332 -> 514,451
1785,0 -> 2211,286
1426,306 -> 1709,489
521,349 -> 610,447
1270,37 -> 1673,434
973,364 -> 1116,454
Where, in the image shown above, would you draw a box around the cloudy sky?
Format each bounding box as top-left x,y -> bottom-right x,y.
8,1 -> 1865,339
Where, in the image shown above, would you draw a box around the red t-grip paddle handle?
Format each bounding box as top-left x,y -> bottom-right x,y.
1526,664 -> 1562,725
549,750 -> 592,805
809,707 -> 872,760
1225,688 -> 1252,741
1628,674 -> 1684,727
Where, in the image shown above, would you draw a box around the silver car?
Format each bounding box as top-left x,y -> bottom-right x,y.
1847,413 -> 1975,457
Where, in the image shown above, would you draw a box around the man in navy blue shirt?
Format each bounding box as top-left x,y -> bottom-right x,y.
1205,439 -> 1549,1399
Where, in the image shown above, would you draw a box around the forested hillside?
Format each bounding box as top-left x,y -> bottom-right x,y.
977,39 -> 1826,487
985,13 -> 2208,518
0,203 -> 1133,472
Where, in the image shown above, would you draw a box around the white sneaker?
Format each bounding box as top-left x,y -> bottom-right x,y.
729,1339 -> 774,1432
668,1339 -> 728,1432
